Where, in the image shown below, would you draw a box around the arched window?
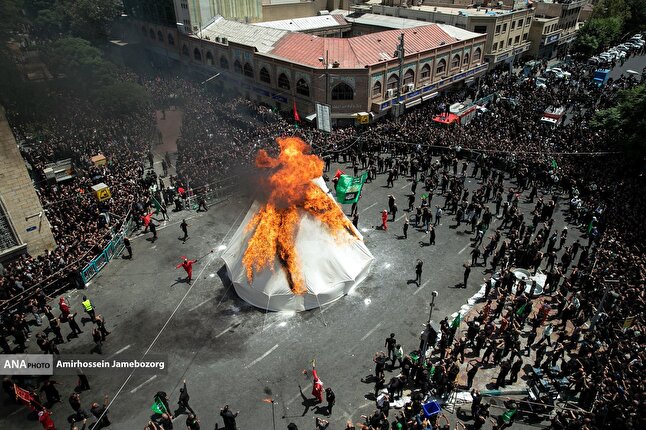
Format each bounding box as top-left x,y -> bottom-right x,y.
463,53 -> 470,65
182,45 -> 189,56
243,63 -> 254,78
331,82 -> 353,101
421,64 -> 431,80
149,29 -> 155,39
474,47 -> 482,60
260,67 -> 271,84
194,48 -> 202,62
233,60 -> 242,74
296,79 -> 309,96
206,51 -> 214,65
141,26 -> 147,36
403,69 -> 415,85
157,31 -> 164,42
220,56 -> 229,69
372,81 -> 382,97
436,59 -> 446,75
168,33 -> 175,45
451,54 -> 461,69
278,73 -> 290,90
386,74 -> 399,91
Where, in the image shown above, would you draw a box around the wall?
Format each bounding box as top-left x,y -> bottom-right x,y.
261,0 -> 348,22
0,106 -> 56,260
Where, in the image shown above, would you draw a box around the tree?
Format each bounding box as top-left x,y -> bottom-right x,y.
0,0 -> 26,42
573,17 -> 622,56
93,81 -> 150,115
67,0 -> 122,42
591,84 -> 646,158
46,36 -> 104,79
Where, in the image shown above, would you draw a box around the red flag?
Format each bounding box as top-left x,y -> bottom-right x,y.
293,99 -> 300,122
334,169 -> 344,180
14,384 -> 33,407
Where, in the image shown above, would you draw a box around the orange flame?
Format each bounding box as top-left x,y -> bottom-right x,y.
242,136 -> 357,295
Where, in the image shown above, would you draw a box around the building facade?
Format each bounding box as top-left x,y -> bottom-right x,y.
0,106 -> 56,261
527,15 -> 561,59
367,4 -> 534,68
128,15 -> 487,125
534,0 -> 587,56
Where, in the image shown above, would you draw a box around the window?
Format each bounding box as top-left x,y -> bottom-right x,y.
296,79 -> 309,97
451,54 -> 460,69
403,69 -> 414,85
508,38 -> 512,46
492,42 -> 498,52
474,47 -> 482,60
182,45 -> 189,56
511,21 -> 515,30
149,29 -> 155,39
233,60 -> 242,74
372,81 -> 382,97
518,19 -> 524,27
495,25 -> 501,34
168,33 -> 175,45
278,73 -> 290,90
220,56 -> 229,69
206,51 -> 213,65
194,48 -> 202,62
421,64 -> 431,79
243,63 -> 254,78
386,74 -> 399,91
0,200 -> 18,252
514,35 -> 520,44
523,33 -> 528,41
260,67 -> 270,84
463,53 -> 470,65
500,40 -> 504,49
473,25 -> 487,34
331,82 -> 353,100
526,17 -> 531,26
157,31 -> 164,42
436,59 -> 446,74
502,23 -> 507,32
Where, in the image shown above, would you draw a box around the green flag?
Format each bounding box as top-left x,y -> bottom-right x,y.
151,396 -> 167,415
516,302 -> 528,316
551,159 -> 557,169
501,409 -> 517,423
451,313 -> 461,329
421,194 -> 429,200
152,196 -> 162,214
335,172 -> 368,204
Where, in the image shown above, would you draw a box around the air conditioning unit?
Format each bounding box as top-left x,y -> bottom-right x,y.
216,36 -> 221,43
406,83 -> 414,92
386,88 -> 394,99
221,37 -> 227,44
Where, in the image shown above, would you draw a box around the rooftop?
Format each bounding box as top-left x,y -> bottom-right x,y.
338,11 -> 431,29
253,14 -> 348,32
200,16 -> 288,53
385,5 -> 526,17
269,24 -> 483,69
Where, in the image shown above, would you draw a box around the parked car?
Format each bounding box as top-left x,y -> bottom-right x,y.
544,68 -> 572,80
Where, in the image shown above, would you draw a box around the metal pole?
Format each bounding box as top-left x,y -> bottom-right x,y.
271,400 -> 276,430
325,50 -> 329,106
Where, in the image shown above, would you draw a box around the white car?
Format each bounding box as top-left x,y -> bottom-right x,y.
545,68 -> 572,80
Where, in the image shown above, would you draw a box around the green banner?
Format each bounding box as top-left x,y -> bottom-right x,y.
335,173 -> 368,204
151,396 -> 167,415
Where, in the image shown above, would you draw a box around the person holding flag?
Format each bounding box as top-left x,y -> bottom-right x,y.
311,359 -> 324,403
38,410 -> 56,430
176,257 -> 197,284
152,391 -> 171,418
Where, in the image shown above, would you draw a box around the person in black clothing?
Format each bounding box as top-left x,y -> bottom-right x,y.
90,395 -> 111,430
155,391 -> 171,418
509,358 -> 523,384
90,327 -> 102,354
186,413 -> 200,430
325,387 -> 335,416
385,333 -> 397,365
77,373 -> 91,391
123,237 -> 132,259
174,379 -> 195,416
415,259 -> 423,285
429,225 -> 436,245
150,222 -> 157,242
220,404 -> 239,430
159,413 -> 173,430
463,263 -> 471,288
180,219 -> 189,242
40,379 -> 61,406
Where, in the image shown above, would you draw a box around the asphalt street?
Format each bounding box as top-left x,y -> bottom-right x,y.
3,55 -> 643,430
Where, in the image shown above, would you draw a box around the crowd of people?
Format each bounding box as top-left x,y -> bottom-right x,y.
0,42 -> 644,430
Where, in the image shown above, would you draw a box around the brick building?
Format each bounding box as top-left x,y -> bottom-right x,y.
0,106 -> 55,261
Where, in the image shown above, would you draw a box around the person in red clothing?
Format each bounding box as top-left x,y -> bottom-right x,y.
38,410 -> 56,430
58,297 -> 70,320
141,211 -> 155,233
311,359 -> 324,403
176,257 -> 197,283
381,210 -> 388,231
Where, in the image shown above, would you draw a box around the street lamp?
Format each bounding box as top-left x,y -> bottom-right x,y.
318,50 -> 330,106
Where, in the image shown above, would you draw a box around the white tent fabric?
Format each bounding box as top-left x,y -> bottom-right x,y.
222,179 -> 374,312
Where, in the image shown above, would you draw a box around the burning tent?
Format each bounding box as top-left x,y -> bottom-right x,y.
222,137 -> 374,312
